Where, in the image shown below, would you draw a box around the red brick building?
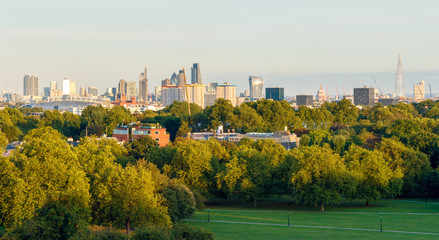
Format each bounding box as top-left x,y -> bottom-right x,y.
112,124 -> 170,147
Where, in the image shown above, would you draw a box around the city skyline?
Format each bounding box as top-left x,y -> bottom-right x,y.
1,1 -> 439,96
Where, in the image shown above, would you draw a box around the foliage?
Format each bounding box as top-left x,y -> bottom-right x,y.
124,136 -> 159,160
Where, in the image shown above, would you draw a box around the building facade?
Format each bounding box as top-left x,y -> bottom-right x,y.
191,63 -> 203,85
23,75 -> 39,96
216,82 -> 236,107
296,95 -> 313,106
88,87 -> 98,96
161,86 -> 185,107
139,67 -> 148,102
413,80 -> 425,100
265,87 -> 284,101
354,87 -> 375,106
204,91 -> 217,107
126,81 -> 137,100
112,124 -> 170,147
249,75 -> 264,100
62,78 -> 70,95
187,84 -> 205,108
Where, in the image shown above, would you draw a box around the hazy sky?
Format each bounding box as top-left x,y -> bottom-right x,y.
1,0 -> 439,96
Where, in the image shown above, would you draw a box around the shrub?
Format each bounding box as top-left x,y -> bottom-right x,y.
172,223 -> 214,240
131,226 -> 172,240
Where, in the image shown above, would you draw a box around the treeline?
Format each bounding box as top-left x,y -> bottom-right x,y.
0,128 -> 212,239
1,99 -> 439,238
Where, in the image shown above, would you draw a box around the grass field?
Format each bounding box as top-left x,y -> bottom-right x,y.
186,199 -> 439,240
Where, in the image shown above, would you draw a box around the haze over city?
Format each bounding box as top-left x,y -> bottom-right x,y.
1,0 -> 439,95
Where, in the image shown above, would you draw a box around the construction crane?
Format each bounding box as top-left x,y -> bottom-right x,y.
183,68 -> 191,118
371,75 -> 384,96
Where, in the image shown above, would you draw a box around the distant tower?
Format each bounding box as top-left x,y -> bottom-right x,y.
249,75 -> 264,100
395,54 -> 405,98
191,63 -> 203,85
139,67 -> 148,102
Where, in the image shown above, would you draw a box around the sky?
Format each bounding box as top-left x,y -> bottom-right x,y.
1,0 -> 439,96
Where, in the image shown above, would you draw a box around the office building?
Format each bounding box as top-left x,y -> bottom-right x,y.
378,98 -> 399,106
395,54 -> 405,98
139,67 -> 148,102
88,87 -> 98,96
161,78 -> 171,87
43,87 -> 50,97
296,95 -> 313,106
126,81 -> 137,99
69,81 -> 77,95
62,78 -> 70,95
249,75 -> 264,100
414,80 -> 425,100
187,84 -> 206,108
161,86 -> 185,107
23,75 -> 39,96
208,82 -> 218,92
118,79 -> 127,98
191,63 -> 203,85
170,72 -> 178,85
112,123 -> 170,147
177,70 -> 186,87
217,82 -> 236,107
155,86 -> 162,101
354,87 -> 375,106
205,91 -> 217,107
266,87 -> 284,101
79,87 -> 87,97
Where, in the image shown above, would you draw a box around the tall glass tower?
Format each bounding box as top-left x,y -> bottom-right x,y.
395,54 -> 405,98
249,75 -> 264,100
191,63 -> 202,85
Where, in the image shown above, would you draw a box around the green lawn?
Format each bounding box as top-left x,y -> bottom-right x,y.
186,199 -> 439,240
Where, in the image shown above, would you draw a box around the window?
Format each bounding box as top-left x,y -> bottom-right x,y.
155,131 -> 159,135
155,138 -> 160,142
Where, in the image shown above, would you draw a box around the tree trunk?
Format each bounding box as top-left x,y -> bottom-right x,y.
320,203 -> 325,212
253,198 -> 257,207
126,219 -> 131,235
366,200 -> 369,207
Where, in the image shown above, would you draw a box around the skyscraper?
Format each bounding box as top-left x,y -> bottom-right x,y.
118,79 -> 127,96
177,70 -> 185,87
249,75 -> 264,100
62,78 -> 70,95
170,72 -> 178,85
79,87 -> 87,97
161,78 -> 171,87
23,75 -> 39,96
191,63 -> 202,85
69,81 -> 77,95
126,81 -> 137,99
161,86 -> 185,106
88,87 -> 98,96
216,82 -> 236,107
395,54 -> 405,98
139,67 -> 148,102
414,80 -> 425,100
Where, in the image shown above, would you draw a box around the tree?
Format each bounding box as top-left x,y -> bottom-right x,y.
290,145 -> 348,211
124,136 -> 159,160
343,145 -> 402,206
162,182 -> 196,222
107,162 -> 170,234
104,106 -> 136,135
205,98 -> 236,129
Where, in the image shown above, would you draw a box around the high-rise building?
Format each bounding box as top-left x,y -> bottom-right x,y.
88,87 -> 98,96
354,87 -> 375,106
208,82 -> 218,92
414,81 -> 425,100
177,70 -> 185,87
204,91 -> 217,107
139,67 -> 148,102
249,75 -> 264,100
191,63 -> 203,85
155,86 -> 162,101
266,87 -> 284,101
118,79 -> 127,97
395,54 -> 405,98
69,81 -> 77,95
161,86 -> 185,107
23,75 -> 39,96
296,95 -> 313,106
216,82 -> 236,107
79,87 -> 87,97
62,78 -> 70,95
126,81 -> 137,99
50,81 -> 57,91
161,78 -> 172,87
187,84 -> 206,108
43,87 -> 50,97
170,72 -> 178,85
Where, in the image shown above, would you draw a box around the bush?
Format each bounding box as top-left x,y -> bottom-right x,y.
131,226 -> 172,240
172,223 -> 214,240
68,228 -> 128,240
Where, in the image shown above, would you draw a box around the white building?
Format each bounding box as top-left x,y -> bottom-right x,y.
62,78 -> 70,95
161,86 -> 185,107
187,84 -> 205,108
216,82 -> 236,107
413,80 -> 425,100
